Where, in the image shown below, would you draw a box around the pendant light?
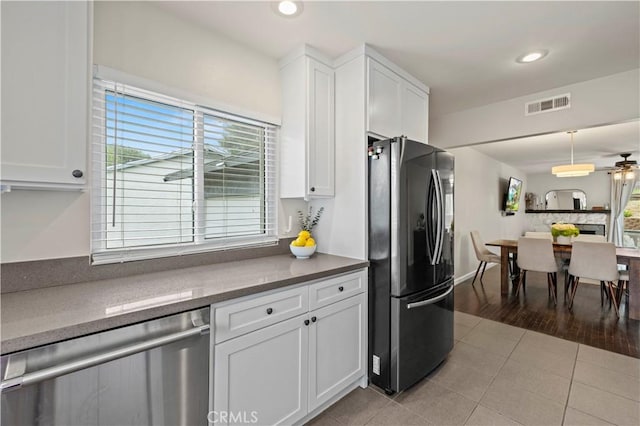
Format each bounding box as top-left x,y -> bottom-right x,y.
551,131 -> 595,177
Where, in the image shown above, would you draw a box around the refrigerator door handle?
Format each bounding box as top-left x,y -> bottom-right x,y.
406,285 -> 454,309
432,170 -> 443,265
426,171 -> 437,264
435,170 -> 445,264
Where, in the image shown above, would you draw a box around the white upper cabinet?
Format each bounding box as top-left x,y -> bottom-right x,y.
1,1 -> 90,189
280,47 -> 335,200
401,81 -> 430,143
366,57 -> 429,143
367,59 -> 402,139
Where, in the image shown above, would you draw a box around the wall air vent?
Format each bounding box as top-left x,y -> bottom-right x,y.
525,93 -> 571,116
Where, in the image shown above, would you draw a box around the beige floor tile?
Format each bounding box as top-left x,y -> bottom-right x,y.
573,360 -> 640,402
324,387 -> 393,425
474,319 -> 526,342
577,344 -> 640,378
480,378 -> 565,425
465,405 -> 523,426
519,330 -> 579,360
447,341 -> 508,377
562,407 -> 614,426
492,358 -> 571,403
306,411 -> 343,426
455,321 -> 476,341
368,383 -> 396,400
364,401 -> 431,425
509,339 -> 576,379
430,358 -> 496,402
461,328 -> 520,358
395,380 -> 477,426
455,311 -> 483,328
568,382 -> 640,426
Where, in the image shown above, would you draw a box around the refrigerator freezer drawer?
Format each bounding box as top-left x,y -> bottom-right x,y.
390,284 -> 454,391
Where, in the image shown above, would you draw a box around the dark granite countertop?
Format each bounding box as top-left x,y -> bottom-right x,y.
1,253 -> 368,354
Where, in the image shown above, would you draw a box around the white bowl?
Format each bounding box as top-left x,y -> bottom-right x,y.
290,243 -> 317,259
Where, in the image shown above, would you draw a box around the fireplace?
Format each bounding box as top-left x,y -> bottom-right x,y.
574,223 -> 605,236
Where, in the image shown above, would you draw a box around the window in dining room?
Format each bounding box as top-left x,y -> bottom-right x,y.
623,180 -> 640,247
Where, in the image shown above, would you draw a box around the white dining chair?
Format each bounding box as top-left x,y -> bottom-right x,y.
568,235 -> 607,302
515,237 -> 559,305
567,241 -> 623,317
470,231 -> 501,286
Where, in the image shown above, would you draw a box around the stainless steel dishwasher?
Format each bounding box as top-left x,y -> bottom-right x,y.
1,307 -> 210,426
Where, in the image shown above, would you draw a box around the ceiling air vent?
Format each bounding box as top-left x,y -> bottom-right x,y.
525,93 -> 571,116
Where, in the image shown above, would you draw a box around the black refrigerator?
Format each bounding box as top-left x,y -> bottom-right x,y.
368,136 -> 454,394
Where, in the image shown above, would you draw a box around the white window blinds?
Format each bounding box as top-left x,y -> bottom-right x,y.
92,79 -> 277,264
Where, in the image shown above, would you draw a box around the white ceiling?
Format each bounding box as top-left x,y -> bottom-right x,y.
472,120 -> 640,175
155,1 -> 640,174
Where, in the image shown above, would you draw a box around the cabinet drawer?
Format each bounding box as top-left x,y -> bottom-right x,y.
309,271 -> 366,310
215,287 -> 308,343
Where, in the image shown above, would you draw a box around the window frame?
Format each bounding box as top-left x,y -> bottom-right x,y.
91,76 -> 278,265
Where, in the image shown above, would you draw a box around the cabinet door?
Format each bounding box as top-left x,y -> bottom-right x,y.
214,315 -> 309,426
1,1 -> 89,188
367,59 -> 402,139
402,83 -> 429,144
307,59 -> 335,198
308,293 -> 366,411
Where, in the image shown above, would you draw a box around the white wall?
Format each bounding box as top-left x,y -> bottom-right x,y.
94,1 -> 280,121
526,170 -> 610,209
431,69 -> 640,148
1,2 -> 282,263
450,147 -> 527,282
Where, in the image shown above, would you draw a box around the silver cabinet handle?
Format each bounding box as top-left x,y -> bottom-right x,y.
407,285 -> 454,309
0,324 -> 210,393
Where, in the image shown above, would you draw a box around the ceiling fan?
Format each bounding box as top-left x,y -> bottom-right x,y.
611,153 -> 638,180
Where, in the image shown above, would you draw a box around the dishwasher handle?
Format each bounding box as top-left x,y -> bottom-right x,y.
1,323 -> 210,393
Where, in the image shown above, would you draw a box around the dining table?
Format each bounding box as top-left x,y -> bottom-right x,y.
486,239 -> 640,321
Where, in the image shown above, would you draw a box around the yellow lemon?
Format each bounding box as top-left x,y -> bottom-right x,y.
292,237 -> 306,247
305,238 -> 316,247
298,230 -> 311,240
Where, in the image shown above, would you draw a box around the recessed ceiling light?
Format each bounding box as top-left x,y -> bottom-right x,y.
273,1 -> 303,17
516,50 -> 548,63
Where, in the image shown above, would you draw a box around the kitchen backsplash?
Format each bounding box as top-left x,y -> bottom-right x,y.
1,238 -> 294,294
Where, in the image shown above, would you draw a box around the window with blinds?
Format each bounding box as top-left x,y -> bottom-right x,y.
92,79 -> 277,264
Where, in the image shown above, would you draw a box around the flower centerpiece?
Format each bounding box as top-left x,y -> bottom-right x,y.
290,206 -> 324,259
551,223 -> 579,244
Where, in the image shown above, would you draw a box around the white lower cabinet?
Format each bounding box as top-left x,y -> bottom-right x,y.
212,270 -> 367,426
308,293 -> 366,411
213,315 -> 309,426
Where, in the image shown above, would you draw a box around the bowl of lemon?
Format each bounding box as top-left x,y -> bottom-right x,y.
290,230 -> 316,259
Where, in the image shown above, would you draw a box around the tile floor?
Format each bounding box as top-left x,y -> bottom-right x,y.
307,312 -> 640,426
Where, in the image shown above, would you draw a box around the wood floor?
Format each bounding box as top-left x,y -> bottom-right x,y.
454,264 -> 640,358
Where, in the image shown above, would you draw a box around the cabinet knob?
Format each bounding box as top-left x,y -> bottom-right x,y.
266,308 -> 273,315
311,316 -> 317,323
304,319 -> 310,326
72,169 -> 83,178
338,286 -> 344,292
310,187 -> 316,192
